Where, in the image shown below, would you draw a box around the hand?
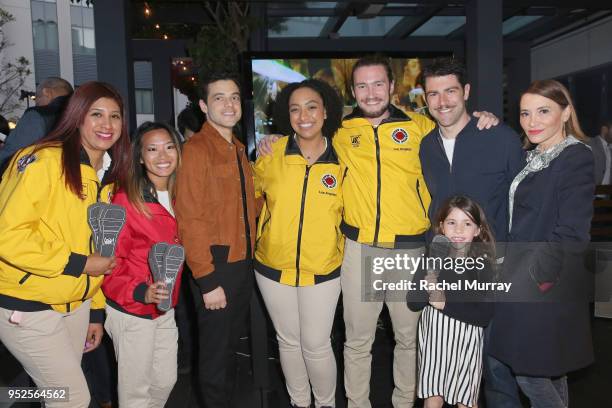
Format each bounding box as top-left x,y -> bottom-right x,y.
424,271 -> 438,294
256,134 -> 280,157
472,111 -> 500,129
429,300 -> 446,310
202,286 -> 227,310
84,253 -> 115,277
144,281 -> 170,304
83,323 -> 103,353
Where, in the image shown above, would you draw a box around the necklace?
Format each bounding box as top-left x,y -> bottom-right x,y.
295,135 -> 327,161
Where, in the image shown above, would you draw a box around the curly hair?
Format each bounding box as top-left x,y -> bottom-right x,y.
273,79 -> 343,139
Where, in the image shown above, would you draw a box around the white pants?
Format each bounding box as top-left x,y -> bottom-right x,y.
256,272 -> 341,408
105,306 -> 178,408
0,301 -> 92,408
341,239 -> 423,408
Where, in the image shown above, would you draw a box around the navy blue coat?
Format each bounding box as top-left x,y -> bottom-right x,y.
487,142 -> 595,377
420,120 -> 525,241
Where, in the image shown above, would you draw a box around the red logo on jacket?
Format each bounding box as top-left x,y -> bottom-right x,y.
321,174 -> 337,189
391,128 -> 409,144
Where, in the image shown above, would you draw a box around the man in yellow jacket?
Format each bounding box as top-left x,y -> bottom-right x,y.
260,56 -> 498,407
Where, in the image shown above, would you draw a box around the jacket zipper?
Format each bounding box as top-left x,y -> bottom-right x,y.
81,275 -> 90,301
295,166 -> 311,286
416,179 -> 427,217
373,127 -> 382,245
19,272 -> 31,284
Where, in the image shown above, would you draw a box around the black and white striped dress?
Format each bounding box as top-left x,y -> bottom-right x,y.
417,305 -> 484,407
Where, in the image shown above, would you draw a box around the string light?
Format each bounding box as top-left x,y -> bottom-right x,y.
155,24 -> 160,29
163,34 -> 169,40
144,2 -> 151,17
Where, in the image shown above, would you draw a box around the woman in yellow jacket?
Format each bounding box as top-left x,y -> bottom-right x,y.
0,82 -> 130,408
254,79 -> 344,408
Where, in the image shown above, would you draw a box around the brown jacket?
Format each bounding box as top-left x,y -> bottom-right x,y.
175,121 -> 256,293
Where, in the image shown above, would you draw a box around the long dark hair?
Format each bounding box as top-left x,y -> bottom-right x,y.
124,121 -> 182,216
34,81 -> 130,197
433,195 -> 495,260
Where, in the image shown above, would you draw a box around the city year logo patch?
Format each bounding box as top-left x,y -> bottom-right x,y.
321,174 -> 337,189
391,128 -> 409,144
350,135 -> 360,147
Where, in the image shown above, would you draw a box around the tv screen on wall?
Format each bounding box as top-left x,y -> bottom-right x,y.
242,53 -> 449,156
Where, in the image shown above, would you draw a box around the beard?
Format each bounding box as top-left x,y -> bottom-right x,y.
360,101 -> 390,119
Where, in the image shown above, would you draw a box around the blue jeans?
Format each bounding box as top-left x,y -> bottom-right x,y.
516,376 -> 568,408
483,354 -> 522,408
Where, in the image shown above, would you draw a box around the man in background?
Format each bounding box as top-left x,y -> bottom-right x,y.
0,77 -> 73,170
587,122 -> 611,186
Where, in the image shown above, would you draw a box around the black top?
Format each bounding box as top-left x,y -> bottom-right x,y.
406,254 -> 496,327
419,119 -> 525,242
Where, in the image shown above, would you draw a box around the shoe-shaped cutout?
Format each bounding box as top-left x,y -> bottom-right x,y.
87,202 -> 106,252
149,242 -> 169,283
157,244 -> 185,312
99,204 -> 126,257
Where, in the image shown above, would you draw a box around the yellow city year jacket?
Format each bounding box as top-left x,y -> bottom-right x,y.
0,146 -> 111,322
333,105 -> 435,247
254,136 -> 344,287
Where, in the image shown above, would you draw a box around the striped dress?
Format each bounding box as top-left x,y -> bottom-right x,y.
417,305 -> 484,407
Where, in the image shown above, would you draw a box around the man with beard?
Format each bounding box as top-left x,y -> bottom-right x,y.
260,55 -> 498,407
418,58 -> 525,407
334,56 -> 500,408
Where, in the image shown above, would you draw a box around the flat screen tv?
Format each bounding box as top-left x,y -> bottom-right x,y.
242,53 -> 450,157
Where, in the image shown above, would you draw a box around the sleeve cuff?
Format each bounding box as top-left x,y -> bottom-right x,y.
196,271 -> 220,294
89,308 -> 105,323
133,282 -> 148,304
63,253 -> 87,277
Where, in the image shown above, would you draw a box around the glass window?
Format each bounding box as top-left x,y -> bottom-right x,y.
502,16 -> 543,35
410,16 -> 466,36
31,2 -> 44,21
46,22 -> 59,50
135,89 -> 154,115
83,8 -> 94,28
71,6 -> 82,26
338,16 -> 403,37
71,5 -> 96,55
268,16 -> 330,38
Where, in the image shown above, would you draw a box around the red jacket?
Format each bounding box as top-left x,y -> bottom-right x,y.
102,189 -> 182,319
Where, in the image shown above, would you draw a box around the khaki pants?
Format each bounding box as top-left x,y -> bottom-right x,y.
341,239 -> 423,408
0,301 -> 92,408
256,273 -> 341,408
104,305 -> 178,408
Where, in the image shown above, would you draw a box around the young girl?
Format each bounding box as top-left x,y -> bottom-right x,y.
102,121 -> 183,408
407,195 -> 495,408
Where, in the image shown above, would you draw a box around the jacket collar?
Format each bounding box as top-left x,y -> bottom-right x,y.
79,148 -> 112,184
199,121 -> 245,150
142,186 -> 174,216
284,135 -> 339,165
343,104 -> 411,125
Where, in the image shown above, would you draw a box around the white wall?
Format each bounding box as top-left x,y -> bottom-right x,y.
0,0 -> 36,118
531,15 -> 612,80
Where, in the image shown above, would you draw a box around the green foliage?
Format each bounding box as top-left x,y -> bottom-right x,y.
190,24 -> 240,77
